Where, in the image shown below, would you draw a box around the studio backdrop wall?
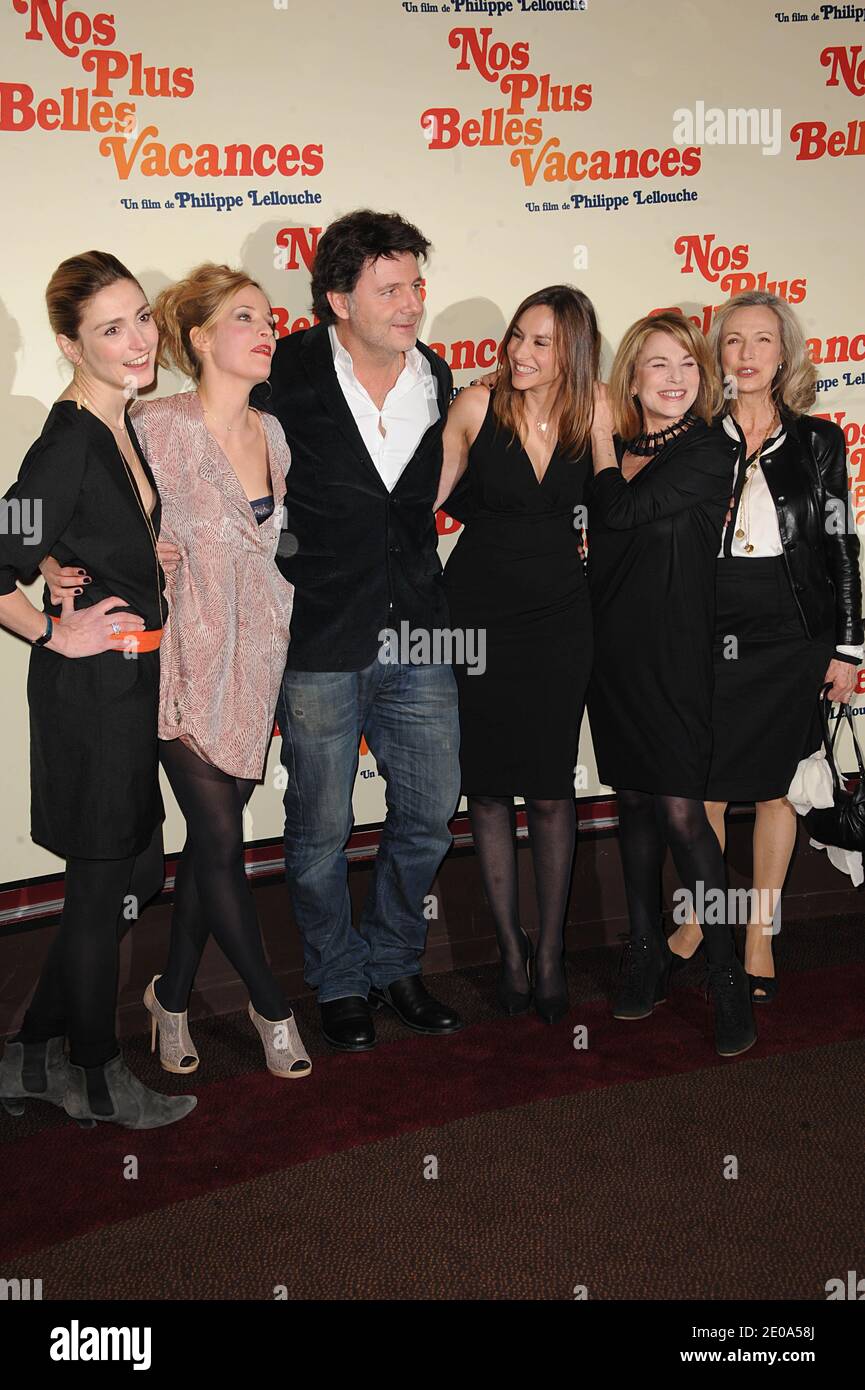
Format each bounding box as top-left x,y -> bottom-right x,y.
2,0 -> 864,904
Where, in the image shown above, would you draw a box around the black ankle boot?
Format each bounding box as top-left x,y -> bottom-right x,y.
613,932 -> 672,1020
708,958 -> 757,1057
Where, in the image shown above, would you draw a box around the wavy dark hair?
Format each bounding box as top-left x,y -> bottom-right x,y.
494,285 -> 600,460
310,209 -> 431,323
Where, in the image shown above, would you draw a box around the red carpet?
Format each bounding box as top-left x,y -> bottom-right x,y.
3,957 -> 865,1263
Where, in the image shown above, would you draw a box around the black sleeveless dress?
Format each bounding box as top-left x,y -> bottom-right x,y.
442,394 -> 593,797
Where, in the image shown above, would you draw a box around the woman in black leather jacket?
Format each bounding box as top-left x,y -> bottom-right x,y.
667,290 -> 863,1001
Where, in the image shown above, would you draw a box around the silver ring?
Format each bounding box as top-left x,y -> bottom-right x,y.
111,622 -> 121,635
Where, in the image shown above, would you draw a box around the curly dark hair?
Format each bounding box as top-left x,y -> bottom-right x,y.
310,210 -> 431,324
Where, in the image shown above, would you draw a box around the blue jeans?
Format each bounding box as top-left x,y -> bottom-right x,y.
277,658 -> 460,1002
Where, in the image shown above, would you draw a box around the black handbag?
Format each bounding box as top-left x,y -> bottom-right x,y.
802,689 -> 865,851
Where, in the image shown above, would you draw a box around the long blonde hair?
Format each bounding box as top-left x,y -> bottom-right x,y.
153,263 -> 266,381
609,312 -> 722,440
708,291 -> 817,415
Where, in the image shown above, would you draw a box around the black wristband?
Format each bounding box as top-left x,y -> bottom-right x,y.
832,650 -> 861,666
31,613 -> 53,647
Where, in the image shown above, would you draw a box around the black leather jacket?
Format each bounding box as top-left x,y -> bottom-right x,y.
725,410 -> 863,650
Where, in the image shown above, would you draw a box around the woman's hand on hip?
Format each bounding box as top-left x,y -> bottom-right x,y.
49,592 -> 145,658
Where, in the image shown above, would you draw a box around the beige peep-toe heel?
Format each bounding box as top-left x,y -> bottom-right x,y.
248,1002 -> 312,1079
143,975 -> 200,1075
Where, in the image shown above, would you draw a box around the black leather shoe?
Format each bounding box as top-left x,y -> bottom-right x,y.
319,996 -> 376,1052
496,929 -> 534,1017
368,976 -> 464,1035
533,951 -> 570,1025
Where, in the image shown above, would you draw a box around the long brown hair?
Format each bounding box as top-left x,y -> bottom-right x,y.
494,285 -> 600,458
609,311 -> 722,439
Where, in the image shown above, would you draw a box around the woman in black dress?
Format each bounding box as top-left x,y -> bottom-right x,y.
666,291 -> 862,1001
587,312 -> 755,1057
436,286 -> 597,1023
0,252 -> 195,1129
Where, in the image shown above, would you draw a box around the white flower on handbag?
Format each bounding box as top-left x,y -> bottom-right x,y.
788,748 -> 863,887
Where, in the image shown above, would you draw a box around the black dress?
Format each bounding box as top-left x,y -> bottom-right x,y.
586,420 -> 735,798
0,401 -> 166,859
442,394 -> 593,797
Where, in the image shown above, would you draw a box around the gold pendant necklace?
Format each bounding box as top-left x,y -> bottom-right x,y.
733,414 -> 778,554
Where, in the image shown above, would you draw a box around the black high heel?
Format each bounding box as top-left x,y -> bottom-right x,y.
495,930 -> 534,1017
534,949 -> 570,1026
748,973 -> 778,1004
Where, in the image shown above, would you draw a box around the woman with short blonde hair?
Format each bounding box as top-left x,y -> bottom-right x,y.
587,311 -> 755,1057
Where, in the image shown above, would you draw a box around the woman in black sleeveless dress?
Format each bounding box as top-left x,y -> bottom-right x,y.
437,286 -> 598,1024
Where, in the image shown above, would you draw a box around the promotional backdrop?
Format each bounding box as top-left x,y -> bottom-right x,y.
2,0 -> 864,889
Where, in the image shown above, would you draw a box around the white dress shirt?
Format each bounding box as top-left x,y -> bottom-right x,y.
719,414 -> 862,661
328,325 -> 439,492
718,414 -> 786,558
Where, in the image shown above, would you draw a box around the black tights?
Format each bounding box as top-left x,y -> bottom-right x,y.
468,795 -> 576,995
17,825 -> 165,1068
155,739 -> 289,1020
616,789 -> 733,968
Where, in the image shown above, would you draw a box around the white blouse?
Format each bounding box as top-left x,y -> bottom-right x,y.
718,414 -> 862,662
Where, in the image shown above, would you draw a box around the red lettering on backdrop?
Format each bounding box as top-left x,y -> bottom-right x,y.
448,28 -> 530,81
673,234 -> 808,304
6,1 -> 325,179
275,227 -> 322,272
820,46 -> 865,97
789,120 -> 865,160
12,0 -> 116,57
424,27 -> 701,186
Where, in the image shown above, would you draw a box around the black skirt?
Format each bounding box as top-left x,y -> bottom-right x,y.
705,557 -> 834,802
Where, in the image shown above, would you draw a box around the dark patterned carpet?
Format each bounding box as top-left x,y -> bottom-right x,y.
2,916 -> 864,1301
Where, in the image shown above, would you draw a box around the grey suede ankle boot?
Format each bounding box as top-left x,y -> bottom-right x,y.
0,1036 -> 69,1115
62,1053 -> 197,1129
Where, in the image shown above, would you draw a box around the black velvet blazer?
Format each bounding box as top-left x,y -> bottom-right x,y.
259,323 -> 454,671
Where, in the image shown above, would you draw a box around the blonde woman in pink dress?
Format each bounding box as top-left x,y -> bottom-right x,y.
43,264 -> 311,1082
